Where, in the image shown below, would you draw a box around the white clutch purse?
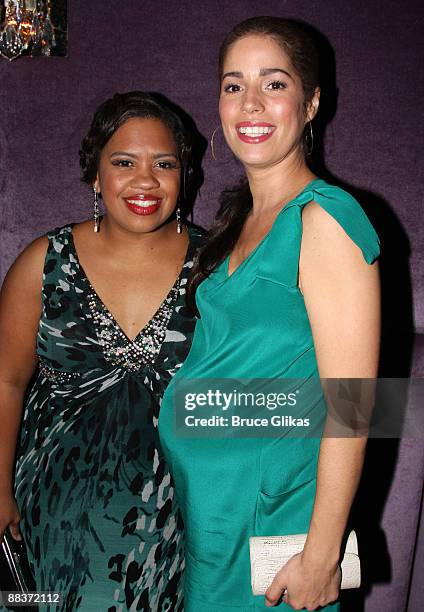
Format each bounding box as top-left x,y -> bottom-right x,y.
250,529 -> 360,595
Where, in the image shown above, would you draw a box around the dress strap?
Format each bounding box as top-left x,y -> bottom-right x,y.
256,179 -> 380,288
43,224 -> 76,279
41,224 -> 81,317
46,223 -> 73,242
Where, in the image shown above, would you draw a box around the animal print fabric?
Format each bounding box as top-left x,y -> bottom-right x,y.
13,224 -> 204,611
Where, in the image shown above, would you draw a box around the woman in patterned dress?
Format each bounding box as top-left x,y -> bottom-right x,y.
0,91 -> 204,611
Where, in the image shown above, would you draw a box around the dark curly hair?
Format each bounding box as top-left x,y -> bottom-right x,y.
79,91 -> 200,217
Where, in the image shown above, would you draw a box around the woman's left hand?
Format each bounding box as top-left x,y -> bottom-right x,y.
265,551 -> 341,610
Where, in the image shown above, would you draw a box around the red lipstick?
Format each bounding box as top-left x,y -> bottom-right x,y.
123,195 -> 162,216
235,122 -> 276,144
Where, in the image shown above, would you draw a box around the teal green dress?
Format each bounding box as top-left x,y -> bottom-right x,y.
158,179 -> 380,611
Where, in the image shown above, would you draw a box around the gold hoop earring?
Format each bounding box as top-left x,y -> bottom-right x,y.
305,121 -> 314,157
210,126 -> 220,161
210,126 -> 233,164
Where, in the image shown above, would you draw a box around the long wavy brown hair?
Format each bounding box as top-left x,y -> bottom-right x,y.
186,16 -> 320,315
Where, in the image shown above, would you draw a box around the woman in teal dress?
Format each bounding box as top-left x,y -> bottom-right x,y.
0,91 -> 204,610
159,18 -> 380,611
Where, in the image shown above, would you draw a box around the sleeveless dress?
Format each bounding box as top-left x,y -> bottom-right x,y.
158,179 -> 380,611
14,224 -> 204,612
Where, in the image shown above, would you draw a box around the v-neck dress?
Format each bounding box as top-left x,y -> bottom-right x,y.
158,179 -> 380,611
14,224 -> 204,612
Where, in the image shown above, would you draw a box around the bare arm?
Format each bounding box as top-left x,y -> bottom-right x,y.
266,202 -> 380,609
301,202 -> 380,562
0,236 -> 47,539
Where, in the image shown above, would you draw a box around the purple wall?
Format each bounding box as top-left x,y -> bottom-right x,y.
1,1 -> 423,610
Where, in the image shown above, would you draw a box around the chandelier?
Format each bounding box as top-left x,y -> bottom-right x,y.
0,0 -> 62,61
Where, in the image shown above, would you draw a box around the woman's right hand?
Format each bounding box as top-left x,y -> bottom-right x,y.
0,493 -> 22,541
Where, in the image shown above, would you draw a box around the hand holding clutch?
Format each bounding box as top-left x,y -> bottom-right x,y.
250,530 -> 360,606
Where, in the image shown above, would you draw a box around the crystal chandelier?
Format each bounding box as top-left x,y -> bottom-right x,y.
0,0 -> 56,61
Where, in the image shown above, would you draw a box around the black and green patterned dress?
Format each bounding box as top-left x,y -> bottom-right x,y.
14,224 -> 203,611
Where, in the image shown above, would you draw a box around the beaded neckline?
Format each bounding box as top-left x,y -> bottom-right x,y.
86,277 -> 181,371
67,227 -> 188,371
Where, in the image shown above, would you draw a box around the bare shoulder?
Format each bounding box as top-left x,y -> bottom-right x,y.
71,219 -> 93,240
0,236 -> 49,383
1,235 -> 48,297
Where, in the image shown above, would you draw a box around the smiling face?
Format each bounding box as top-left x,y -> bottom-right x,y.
219,34 -> 319,169
94,116 -> 180,233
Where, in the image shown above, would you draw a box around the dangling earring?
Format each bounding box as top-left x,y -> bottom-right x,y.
93,188 -> 100,233
305,121 -> 314,157
175,169 -> 186,234
176,206 -> 182,234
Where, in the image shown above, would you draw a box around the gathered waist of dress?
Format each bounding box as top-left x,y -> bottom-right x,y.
38,360 -> 83,385
36,358 -> 154,388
